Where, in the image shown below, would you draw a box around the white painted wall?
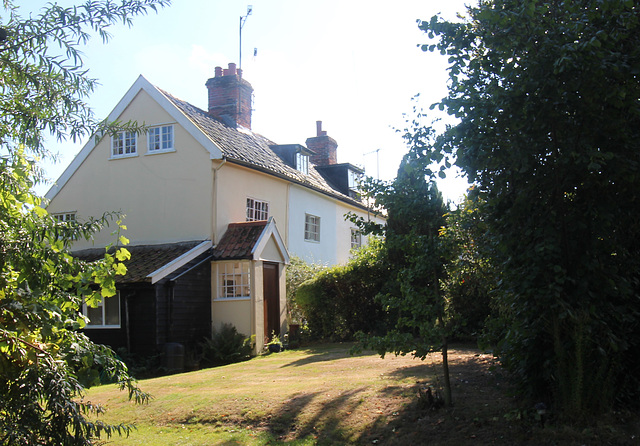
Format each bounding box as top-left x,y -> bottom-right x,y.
287,185 -> 382,265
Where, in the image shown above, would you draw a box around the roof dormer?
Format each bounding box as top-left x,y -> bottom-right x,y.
315,163 -> 364,199
270,144 -> 313,175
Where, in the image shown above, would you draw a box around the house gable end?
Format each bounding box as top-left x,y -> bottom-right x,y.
45,75 -> 223,202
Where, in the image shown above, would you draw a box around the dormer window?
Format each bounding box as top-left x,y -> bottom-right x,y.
296,152 -> 309,174
314,163 -> 365,200
348,169 -> 361,191
269,144 -> 311,174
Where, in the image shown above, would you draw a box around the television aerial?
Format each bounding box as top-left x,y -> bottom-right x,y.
239,5 -> 252,71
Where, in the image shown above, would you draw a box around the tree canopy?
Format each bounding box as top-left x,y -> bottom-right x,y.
422,0 -> 640,416
350,132 -> 454,405
0,1 -> 169,443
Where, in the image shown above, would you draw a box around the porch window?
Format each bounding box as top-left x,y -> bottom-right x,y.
83,292 -> 121,328
218,262 -> 250,299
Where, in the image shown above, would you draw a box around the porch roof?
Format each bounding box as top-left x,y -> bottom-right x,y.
211,220 -> 268,260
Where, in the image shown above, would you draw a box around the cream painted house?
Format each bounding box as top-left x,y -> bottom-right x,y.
46,63 -> 381,360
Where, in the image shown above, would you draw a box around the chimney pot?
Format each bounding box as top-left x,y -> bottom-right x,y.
316,121 -> 323,137
206,63 -> 254,129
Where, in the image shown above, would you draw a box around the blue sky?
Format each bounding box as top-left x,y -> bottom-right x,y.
21,0 -> 471,202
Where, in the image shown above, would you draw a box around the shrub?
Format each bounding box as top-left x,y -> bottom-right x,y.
296,238 -> 393,340
200,324 -> 254,367
286,256 -> 327,324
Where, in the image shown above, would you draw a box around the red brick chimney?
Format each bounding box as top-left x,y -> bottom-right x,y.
205,63 -> 253,129
306,121 -> 337,166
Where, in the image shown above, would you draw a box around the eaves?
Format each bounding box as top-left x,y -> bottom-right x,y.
224,157 -> 370,213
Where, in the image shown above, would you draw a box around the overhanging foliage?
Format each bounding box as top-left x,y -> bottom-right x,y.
0,1 -> 170,443
422,0 -> 640,416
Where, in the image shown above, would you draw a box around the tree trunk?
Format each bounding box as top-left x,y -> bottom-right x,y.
441,335 -> 452,406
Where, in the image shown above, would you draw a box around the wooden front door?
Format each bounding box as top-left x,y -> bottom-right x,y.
263,262 -> 280,340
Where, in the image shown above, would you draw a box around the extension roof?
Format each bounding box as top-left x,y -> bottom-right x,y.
73,240 -> 212,284
45,76 -> 367,211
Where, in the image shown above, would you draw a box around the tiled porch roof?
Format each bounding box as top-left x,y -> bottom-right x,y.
73,240 -> 207,283
211,221 -> 268,260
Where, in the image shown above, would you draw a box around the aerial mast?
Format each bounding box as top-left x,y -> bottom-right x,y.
239,5 -> 252,72
364,148 -> 381,180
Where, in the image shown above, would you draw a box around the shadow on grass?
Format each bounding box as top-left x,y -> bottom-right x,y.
280,343 -> 370,369
386,363 -> 436,381
265,387 -> 371,444
271,347 -> 515,445
189,346 -> 522,445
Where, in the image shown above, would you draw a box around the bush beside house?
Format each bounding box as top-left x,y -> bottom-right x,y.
295,239 -> 393,341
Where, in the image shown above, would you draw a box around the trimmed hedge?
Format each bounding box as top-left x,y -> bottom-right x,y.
296,239 -> 393,341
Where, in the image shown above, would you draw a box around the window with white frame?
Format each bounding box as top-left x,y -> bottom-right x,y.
351,228 -> 362,249
348,169 -> 361,191
112,131 -> 137,157
296,151 -> 309,174
147,125 -> 174,153
246,198 -> 269,221
52,212 -> 76,223
217,262 -> 250,299
83,292 -> 121,328
304,214 -> 321,242
52,212 -> 78,239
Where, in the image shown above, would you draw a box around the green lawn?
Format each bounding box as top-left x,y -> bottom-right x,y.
86,344 -> 639,445
87,343 -> 438,445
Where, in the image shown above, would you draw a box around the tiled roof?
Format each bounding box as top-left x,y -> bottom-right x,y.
212,221 -> 268,260
159,89 -> 366,209
74,241 -> 206,283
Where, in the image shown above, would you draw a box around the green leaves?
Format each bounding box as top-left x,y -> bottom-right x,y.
350,137 -> 455,402
421,0 -> 640,417
1,1 -> 167,443
0,0 -> 171,158
296,239 -> 392,341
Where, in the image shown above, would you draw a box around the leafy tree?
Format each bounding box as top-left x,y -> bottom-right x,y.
0,1 -> 169,443
351,133 -> 453,406
440,191 -> 496,340
422,0 -> 640,416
